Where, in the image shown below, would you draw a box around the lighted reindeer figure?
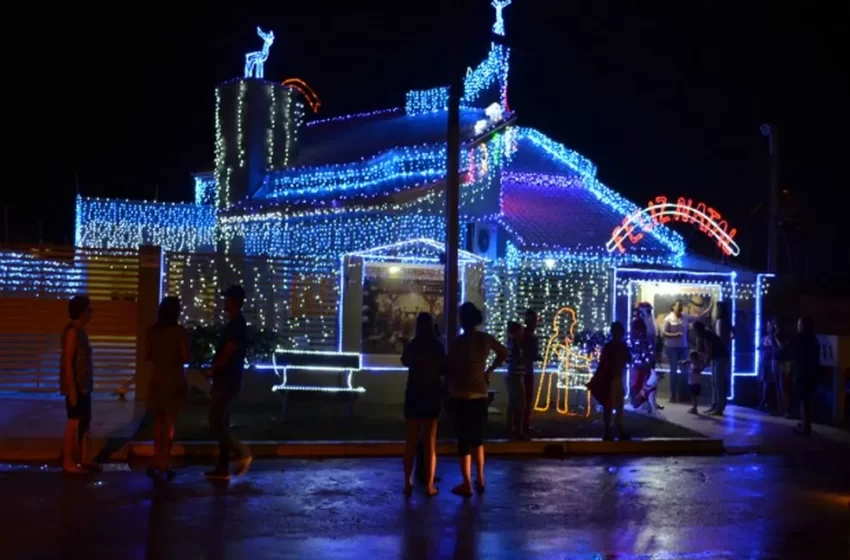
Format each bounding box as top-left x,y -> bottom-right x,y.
244,27 -> 275,79
491,0 -> 512,36
533,306 -> 597,416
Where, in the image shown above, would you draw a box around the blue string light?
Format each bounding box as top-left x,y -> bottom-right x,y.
244,27 -> 274,79
492,0 -> 512,36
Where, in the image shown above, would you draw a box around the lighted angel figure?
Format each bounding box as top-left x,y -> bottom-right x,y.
533,306 -> 598,416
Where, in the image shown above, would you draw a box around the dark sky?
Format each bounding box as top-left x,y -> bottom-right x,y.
5,1 -> 847,286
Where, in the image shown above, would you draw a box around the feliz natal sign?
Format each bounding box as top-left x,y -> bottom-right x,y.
607,196 -> 741,256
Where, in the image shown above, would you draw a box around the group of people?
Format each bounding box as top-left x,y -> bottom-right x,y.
759,317 -> 822,436
60,285 -> 254,479
400,304 -> 543,497
58,287 -> 823,482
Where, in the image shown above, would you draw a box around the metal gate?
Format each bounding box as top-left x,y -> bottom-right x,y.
0,245 -> 139,393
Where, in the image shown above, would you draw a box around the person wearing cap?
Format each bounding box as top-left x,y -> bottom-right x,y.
60,295 -> 100,474
204,285 -> 252,480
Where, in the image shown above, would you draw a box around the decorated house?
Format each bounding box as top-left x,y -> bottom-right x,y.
72,5 -> 770,406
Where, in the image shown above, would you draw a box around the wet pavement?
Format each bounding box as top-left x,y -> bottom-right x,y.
1,455 -> 848,559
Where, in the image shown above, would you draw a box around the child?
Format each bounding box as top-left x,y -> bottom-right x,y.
505,321 -> 528,439
587,322 -> 632,441
680,350 -> 704,414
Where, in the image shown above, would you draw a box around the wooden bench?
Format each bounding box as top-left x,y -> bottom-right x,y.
270,350 -> 363,418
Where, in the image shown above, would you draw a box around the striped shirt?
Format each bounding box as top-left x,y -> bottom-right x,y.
506,338 -> 525,377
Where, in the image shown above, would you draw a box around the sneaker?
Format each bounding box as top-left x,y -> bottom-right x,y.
703,408 -> 716,415
204,468 -> 231,481
709,410 -> 724,417
687,408 -> 698,415
233,456 -> 253,477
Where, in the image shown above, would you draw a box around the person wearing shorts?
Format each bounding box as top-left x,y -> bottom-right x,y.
60,295 -> 99,474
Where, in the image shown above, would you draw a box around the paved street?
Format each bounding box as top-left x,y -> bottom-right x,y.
1,455 -> 848,559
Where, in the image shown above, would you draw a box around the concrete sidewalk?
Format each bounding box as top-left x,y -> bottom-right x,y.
1,392 -> 847,461
656,402 -> 850,454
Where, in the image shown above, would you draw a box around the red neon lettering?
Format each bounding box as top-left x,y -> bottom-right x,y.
611,225 -> 626,253
675,197 -> 693,223
627,222 -> 644,244
654,196 -> 671,223
612,195 -> 738,257
635,209 -> 654,233
694,202 -> 708,232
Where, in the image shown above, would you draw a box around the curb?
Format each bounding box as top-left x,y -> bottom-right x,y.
1,438 -> 723,462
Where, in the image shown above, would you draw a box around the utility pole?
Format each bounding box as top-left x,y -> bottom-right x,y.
444,4 -> 463,347
760,123 -> 779,274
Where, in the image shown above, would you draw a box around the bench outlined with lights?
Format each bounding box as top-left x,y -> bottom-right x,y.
271,349 -> 364,417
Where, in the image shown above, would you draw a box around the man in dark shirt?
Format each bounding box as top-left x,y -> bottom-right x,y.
204,285 -> 252,480
790,316 -> 820,436
694,321 -> 730,416
522,309 -> 541,433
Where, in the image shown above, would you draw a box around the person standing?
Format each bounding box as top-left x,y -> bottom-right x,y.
789,317 -> 820,436
145,296 -> 190,481
60,295 -> 100,474
662,300 -> 710,403
504,321 -> 527,439
204,285 -> 252,481
693,321 -> 730,416
446,302 -> 508,497
758,320 -> 782,413
773,321 -> 792,418
400,312 -> 445,497
587,322 -> 632,440
521,309 -> 541,433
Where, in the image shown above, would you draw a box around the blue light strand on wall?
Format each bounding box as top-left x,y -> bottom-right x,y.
77,196 -> 216,252
194,174 -> 217,205
404,41 -> 510,115
462,43 -> 510,109
405,87 -> 449,115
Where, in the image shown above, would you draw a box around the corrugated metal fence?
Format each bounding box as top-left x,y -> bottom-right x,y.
0,245 -> 139,393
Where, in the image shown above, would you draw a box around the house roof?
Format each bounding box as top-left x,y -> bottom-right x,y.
293,108 -> 491,168
496,133 -> 683,258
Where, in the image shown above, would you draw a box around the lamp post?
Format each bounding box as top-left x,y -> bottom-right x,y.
760,123 -> 779,274
444,38 -> 462,348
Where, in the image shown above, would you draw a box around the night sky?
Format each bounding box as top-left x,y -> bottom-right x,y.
6,1 -> 847,290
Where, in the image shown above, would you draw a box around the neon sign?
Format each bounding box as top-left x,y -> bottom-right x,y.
282,78 -> 321,113
533,306 -> 596,416
607,196 -> 740,256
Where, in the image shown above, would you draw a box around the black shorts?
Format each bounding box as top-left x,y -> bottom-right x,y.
65,393 -> 92,421
689,384 -> 702,397
404,389 -> 441,420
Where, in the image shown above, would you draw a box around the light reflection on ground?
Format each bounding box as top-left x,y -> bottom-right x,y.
0,455 -> 848,559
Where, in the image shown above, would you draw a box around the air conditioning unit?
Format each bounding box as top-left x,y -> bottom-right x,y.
465,222 -> 502,261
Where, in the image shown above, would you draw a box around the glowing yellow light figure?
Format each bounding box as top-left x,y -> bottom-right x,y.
533,306 -> 597,416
